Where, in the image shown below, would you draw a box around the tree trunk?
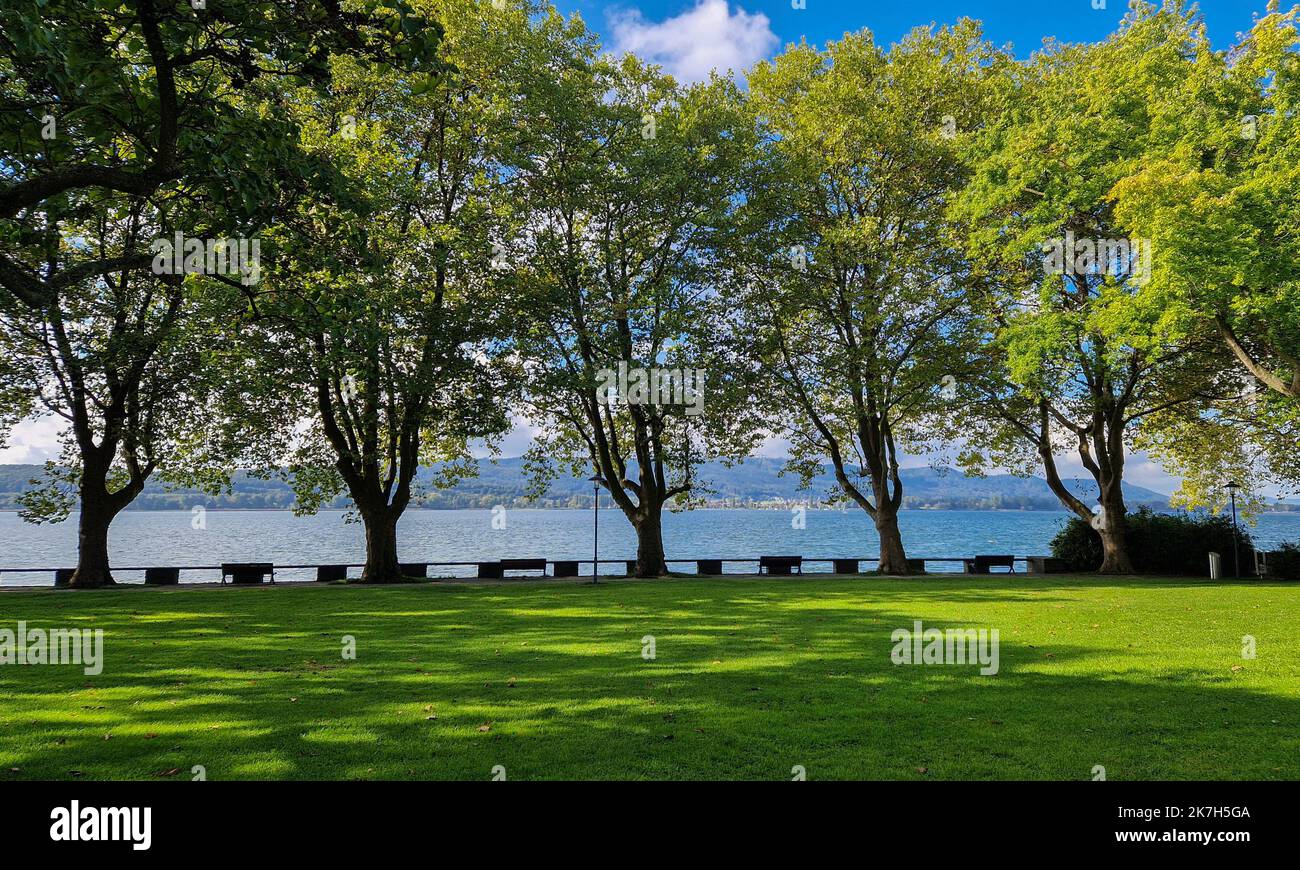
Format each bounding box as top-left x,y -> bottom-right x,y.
359,510 -> 403,583
69,491 -> 116,589
633,511 -> 667,578
1096,486 -> 1134,574
875,507 -> 911,575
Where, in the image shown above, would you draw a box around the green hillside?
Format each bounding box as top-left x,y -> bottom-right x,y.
0,458 -> 1187,512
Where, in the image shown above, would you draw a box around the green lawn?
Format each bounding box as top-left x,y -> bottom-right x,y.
1,574 -> 1297,780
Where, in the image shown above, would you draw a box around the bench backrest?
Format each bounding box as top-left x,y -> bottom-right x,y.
974,555 -> 1015,567
760,556 -> 803,567
222,562 -> 273,575
500,558 -> 547,570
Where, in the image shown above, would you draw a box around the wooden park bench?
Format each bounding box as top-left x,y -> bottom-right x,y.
962,555 -> 1016,575
696,559 -> 723,576
501,558 -> 548,578
477,559 -> 548,579
316,565 -> 348,582
145,567 -> 179,585
399,563 -> 428,579
221,562 -> 274,585
759,555 -> 803,575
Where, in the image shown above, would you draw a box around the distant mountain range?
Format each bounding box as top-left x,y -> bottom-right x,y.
0,457 -> 1230,512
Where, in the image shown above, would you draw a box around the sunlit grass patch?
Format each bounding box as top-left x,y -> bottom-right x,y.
1,574 -> 1297,780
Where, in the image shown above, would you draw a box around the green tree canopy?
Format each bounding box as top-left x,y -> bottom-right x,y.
506,7 -> 761,577
734,21 -> 1008,574
952,1 -> 1234,572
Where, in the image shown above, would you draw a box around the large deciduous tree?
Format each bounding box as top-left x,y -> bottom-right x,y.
732,23 -> 1006,574
0,0 -> 441,586
505,11 -> 759,578
232,1 -> 512,582
952,2 -> 1233,572
0,196 -> 240,586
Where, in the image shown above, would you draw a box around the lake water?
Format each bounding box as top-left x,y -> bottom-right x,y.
2,507 -> 1298,585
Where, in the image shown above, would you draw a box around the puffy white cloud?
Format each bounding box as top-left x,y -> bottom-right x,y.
0,415 -> 65,464
608,0 -> 778,83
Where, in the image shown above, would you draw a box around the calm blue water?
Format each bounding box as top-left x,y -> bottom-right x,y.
2,508 -> 1298,585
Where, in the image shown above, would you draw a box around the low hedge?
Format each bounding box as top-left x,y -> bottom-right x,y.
1050,508 -> 1257,576
1264,542 -> 1300,580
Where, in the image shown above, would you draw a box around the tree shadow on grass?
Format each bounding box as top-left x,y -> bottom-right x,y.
1,580 -> 1297,780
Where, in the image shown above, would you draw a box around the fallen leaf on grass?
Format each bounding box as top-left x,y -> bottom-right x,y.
153,768 -> 181,778
477,722 -> 492,732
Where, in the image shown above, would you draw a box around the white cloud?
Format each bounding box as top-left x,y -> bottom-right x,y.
470,416 -> 542,459
608,0 -> 778,83
0,415 -> 65,464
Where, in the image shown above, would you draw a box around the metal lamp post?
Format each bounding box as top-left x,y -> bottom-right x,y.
1227,480 -> 1241,578
588,475 -> 603,585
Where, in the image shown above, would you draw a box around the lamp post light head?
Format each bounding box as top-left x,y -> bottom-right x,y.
1226,480 -> 1242,491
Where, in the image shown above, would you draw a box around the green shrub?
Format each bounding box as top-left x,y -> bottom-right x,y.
1049,517 -> 1105,572
1049,508 -> 1255,576
1264,542 -> 1300,580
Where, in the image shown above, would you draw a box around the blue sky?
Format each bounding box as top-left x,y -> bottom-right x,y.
560,0 -> 1273,83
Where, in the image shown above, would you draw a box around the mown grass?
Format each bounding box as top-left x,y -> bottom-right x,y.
1,574 -> 1297,780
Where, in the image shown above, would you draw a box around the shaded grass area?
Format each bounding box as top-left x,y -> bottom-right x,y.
1,574 -> 1297,780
